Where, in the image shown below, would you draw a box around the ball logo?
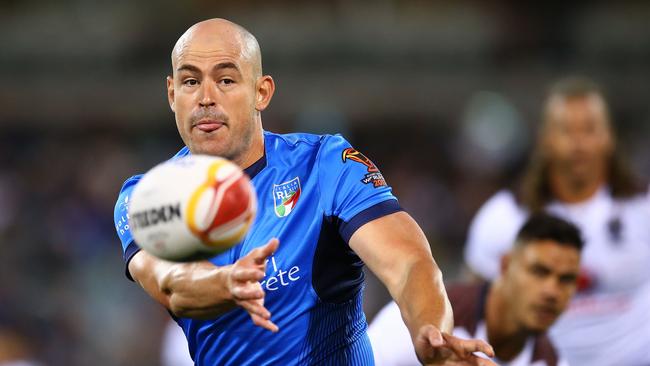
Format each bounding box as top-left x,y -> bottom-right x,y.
186,160 -> 256,248
130,203 -> 182,230
128,155 -> 257,262
273,177 -> 301,218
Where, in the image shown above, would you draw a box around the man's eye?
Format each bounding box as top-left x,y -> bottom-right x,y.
530,265 -> 550,278
220,79 -> 234,85
183,79 -> 198,86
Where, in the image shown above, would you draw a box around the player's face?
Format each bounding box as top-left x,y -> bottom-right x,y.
542,94 -> 613,182
503,240 -> 580,333
167,31 -> 259,161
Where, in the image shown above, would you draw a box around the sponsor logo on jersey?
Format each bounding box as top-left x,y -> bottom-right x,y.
115,195 -> 131,237
341,147 -> 387,188
273,177 -> 301,217
261,255 -> 301,291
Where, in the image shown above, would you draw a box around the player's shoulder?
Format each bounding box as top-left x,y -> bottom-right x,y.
446,281 -> 484,299
118,174 -> 143,194
264,130 -> 349,151
264,131 -> 355,167
532,333 -> 561,366
446,282 -> 487,335
118,146 -> 188,192
471,189 -> 524,227
469,189 -> 526,241
480,189 -> 519,213
171,146 -> 191,159
445,282 -> 485,313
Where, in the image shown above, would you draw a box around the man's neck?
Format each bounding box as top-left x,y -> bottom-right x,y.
548,169 -> 605,204
485,282 -> 529,362
234,128 -> 265,170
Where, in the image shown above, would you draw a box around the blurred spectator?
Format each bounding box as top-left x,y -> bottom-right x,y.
0,327 -> 41,366
369,213 -> 583,366
465,77 -> 650,365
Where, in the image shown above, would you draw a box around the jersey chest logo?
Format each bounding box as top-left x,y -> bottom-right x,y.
272,177 -> 301,217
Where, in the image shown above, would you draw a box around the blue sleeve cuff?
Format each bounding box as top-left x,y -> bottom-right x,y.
123,241 -> 141,282
339,199 -> 402,243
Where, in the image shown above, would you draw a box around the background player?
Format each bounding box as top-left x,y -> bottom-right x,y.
370,213 -> 582,366
115,18 -> 495,365
464,77 -> 650,365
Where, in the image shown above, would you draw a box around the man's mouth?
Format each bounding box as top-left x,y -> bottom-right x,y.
532,305 -> 559,322
194,119 -> 225,133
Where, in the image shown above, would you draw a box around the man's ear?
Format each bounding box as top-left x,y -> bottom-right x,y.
500,253 -> 511,276
255,75 -> 275,112
167,76 -> 175,112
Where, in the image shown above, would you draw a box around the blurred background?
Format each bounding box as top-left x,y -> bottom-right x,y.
1,0 -> 649,364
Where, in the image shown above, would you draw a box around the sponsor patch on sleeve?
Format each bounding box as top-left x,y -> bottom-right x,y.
341,148 -> 387,188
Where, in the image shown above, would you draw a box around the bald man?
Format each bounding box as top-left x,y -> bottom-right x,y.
113,19 -> 495,366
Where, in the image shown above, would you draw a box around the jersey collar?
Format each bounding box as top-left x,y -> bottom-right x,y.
243,153 -> 266,180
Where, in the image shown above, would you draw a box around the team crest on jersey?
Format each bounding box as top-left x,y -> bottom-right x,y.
341,148 -> 387,188
273,177 -> 301,218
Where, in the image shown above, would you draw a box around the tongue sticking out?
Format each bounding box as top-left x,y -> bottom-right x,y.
196,122 -> 223,133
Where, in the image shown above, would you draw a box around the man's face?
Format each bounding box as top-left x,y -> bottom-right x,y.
502,240 -> 580,333
542,94 -> 613,182
167,28 -> 260,160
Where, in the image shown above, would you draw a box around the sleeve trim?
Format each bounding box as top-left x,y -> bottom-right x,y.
123,241 -> 141,282
340,199 -> 402,243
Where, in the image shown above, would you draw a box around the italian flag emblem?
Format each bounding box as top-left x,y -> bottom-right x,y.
272,177 -> 301,218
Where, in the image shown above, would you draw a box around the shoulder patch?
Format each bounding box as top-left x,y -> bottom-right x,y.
341,148 -> 387,188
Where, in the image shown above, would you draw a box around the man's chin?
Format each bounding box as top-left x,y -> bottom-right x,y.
523,320 -> 554,335
188,141 -> 230,158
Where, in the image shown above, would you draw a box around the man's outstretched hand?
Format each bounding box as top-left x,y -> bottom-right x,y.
227,238 -> 279,332
415,325 -> 496,366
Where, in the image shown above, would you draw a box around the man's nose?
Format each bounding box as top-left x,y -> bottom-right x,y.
541,277 -> 561,301
199,81 -> 217,107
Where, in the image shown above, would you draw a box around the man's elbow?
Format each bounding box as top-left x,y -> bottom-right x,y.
167,294 -> 234,319
167,295 -> 198,319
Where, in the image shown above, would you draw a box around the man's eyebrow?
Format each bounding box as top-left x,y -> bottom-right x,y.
176,64 -> 201,73
213,62 -> 241,74
176,62 -> 241,74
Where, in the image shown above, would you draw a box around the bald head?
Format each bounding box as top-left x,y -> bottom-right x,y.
171,18 -> 262,78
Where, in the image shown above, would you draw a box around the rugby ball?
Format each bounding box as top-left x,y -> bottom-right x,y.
128,155 -> 256,261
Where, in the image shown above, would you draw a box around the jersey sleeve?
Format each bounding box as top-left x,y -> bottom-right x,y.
114,174 -> 143,280
464,190 -> 526,280
317,134 -> 401,243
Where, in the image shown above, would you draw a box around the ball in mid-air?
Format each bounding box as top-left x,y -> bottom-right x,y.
128,155 -> 257,261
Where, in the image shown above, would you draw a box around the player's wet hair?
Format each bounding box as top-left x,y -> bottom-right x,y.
517,76 -> 646,212
515,212 -> 584,251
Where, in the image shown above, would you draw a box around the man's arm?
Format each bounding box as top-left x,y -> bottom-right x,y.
128,238 -> 280,332
350,211 -> 495,365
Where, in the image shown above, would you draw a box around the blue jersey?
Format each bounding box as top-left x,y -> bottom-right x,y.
114,131 -> 402,365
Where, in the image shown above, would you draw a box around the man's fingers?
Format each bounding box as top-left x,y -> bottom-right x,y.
443,333 -> 495,358
238,299 -> 271,320
231,282 -> 265,301
423,325 -> 443,347
475,357 -> 498,366
248,238 -> 279,265
240,298 -> 278,332
250,313 -> 279,333
229,239 -> 280,333
231,268 -> 265,282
